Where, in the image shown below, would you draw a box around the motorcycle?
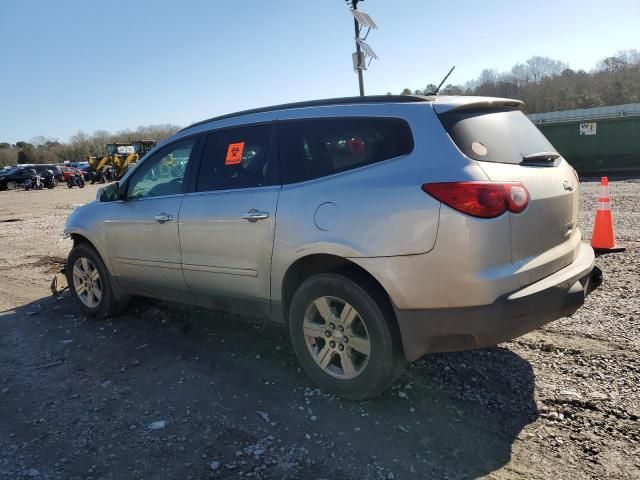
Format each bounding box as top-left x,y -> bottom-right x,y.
41,169 -> 57,189
24,170 -> 43,190
101,165 -> 116,183
87,166 -> 115,184
67,172 -> 86,188
24,169 -> 56,190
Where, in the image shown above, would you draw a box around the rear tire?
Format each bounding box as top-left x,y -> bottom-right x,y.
66,242 -> 129,319
289,273 -> 405,400
6,181 -> 17,190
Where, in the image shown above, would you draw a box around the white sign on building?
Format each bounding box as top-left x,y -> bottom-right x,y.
579,122 -> 597,135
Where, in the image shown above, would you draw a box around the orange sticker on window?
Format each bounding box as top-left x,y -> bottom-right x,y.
225,142 -> 244,165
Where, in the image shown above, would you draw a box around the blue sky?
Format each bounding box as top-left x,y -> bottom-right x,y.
1,0 -> 638,143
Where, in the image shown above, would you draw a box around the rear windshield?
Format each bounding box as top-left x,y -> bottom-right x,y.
438,108 -> 555,164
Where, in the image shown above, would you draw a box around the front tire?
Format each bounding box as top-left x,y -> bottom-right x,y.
66,243 -> 128,319
289,273 -> 405,400
6,180 -> 17,190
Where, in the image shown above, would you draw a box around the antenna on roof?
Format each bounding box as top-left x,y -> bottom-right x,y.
429,66 -> 456,95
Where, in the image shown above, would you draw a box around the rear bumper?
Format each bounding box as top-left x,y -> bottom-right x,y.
395,242 -> 600,361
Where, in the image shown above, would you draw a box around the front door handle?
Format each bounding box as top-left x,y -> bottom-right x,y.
154,213 -> 174,223
242,209 -> 269,222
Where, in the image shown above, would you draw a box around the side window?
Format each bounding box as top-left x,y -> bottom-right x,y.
279,117 -> 414,184
196,124 -> 275,192
126,138 -> 195,199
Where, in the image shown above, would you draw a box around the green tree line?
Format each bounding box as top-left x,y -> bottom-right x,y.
0,124 -> 180,167
396,49 -> 640,113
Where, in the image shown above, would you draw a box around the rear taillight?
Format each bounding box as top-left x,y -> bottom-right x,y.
422,181 -> 530,218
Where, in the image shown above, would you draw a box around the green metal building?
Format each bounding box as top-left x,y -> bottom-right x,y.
528,103 -> 640,175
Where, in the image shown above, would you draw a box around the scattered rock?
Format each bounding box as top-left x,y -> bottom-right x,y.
560,389 -> 583,400
148,420 -> 167,430
588,392 -> 609,400
255,410 -> 271,423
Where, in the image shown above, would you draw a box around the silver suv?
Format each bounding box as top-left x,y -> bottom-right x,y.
64,95 -> 600,399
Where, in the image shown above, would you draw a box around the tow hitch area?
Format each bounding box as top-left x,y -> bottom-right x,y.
587,265 -> 603,294
51,266 -> 68,295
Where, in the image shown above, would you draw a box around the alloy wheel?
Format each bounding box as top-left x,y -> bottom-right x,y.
303,296 -> 371,379
72,257 -> 103,308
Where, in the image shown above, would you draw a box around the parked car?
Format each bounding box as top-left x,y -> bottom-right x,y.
59,165 -> 85,182
0,166 -> 36,190
20,164 -> 63,184
63,95 -> 601,399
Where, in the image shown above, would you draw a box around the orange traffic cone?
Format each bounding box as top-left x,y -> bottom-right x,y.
591,177 -> 625,254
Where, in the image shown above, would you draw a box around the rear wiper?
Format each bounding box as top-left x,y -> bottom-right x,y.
521,151 -> 560,163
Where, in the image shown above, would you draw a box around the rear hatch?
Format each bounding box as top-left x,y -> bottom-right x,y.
437,105 -> 580,286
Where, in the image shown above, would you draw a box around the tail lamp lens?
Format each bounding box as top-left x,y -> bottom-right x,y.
507,185 -> 528,212
422,181 -> 529,218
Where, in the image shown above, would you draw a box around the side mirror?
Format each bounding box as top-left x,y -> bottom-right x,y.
98,181 -> 121,202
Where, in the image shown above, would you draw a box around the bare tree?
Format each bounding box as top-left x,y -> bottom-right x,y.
616,49 -> 640,65
398,51 -> 640,113
478,69 -> 498,86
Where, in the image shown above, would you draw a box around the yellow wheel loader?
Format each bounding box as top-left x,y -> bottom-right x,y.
86,140 -> 156,183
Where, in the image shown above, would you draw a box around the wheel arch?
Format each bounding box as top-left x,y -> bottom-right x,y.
279,254 -> 401,348
68,232 -> 128,302
69,232 -> 105,260
70,232 -> 93,247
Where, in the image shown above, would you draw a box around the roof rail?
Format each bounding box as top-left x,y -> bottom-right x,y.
180,95 -> 431,132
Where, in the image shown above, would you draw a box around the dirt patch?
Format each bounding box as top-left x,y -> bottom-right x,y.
29,255 -> 66,273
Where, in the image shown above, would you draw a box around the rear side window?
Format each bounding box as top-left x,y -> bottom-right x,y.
279,117 -> 414,184
196,124 -> 277,192
438,108 -> 555,164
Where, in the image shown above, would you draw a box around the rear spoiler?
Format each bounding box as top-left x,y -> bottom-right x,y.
433,97 -> 524,114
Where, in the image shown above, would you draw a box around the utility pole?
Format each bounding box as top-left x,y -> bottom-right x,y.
352,0 -> 365,96
347,0 -> 377,97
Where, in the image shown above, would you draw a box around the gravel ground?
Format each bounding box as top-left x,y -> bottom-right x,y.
0,179 -> 638,480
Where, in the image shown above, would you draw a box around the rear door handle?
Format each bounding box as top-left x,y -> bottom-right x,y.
154,213 -> 173,223
242,210 -> 269,222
